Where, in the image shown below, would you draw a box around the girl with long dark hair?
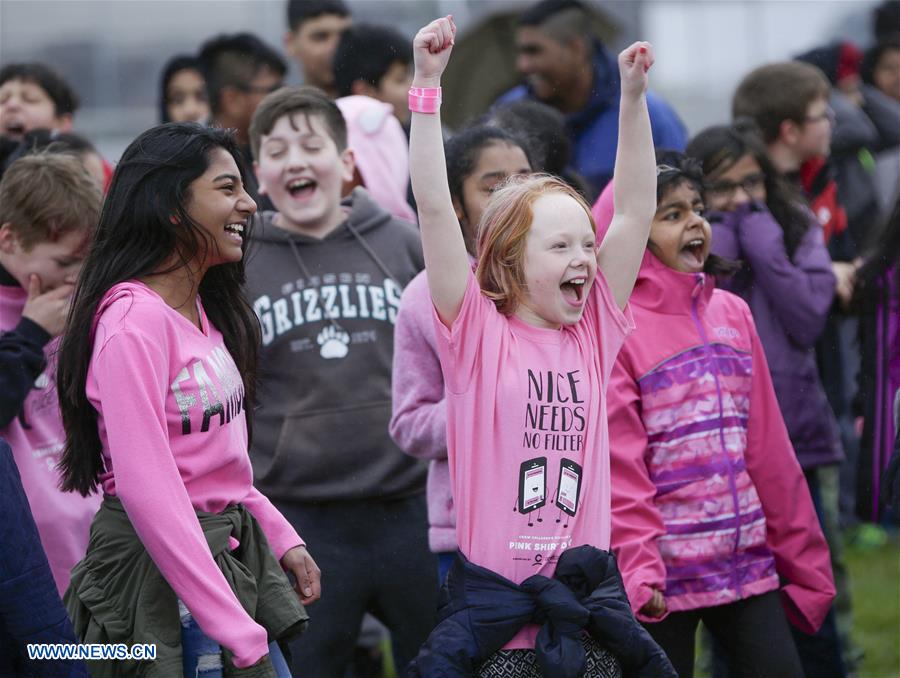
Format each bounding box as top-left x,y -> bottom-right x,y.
57,123 -> 318,674
686,121 -> 843,475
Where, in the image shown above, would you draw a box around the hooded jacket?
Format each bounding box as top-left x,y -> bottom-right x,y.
244,188 -> 427,502
495,42 -> 686,197
607,250 -> 835,634
709,201 -> 843,469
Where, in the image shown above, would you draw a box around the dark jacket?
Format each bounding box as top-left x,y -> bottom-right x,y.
65,497 -> 307,677
495,43 -> 686,198
406,545 -> 675,678
0,264 -> 51,427
244,187 -> 427,503
709,201 -> 844,469
0,437 -> 88,677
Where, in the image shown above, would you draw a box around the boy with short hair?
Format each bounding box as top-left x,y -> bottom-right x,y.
0,63 -> 79,141
245,86 -> 436,677
333,24 -> 414,126
284,0 -> 352,98
0,151 -> 103,594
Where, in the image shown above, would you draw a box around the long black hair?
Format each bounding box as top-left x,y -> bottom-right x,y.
686,119 -> 812,259
57,123 -> 260,496
654,150 -> 740,278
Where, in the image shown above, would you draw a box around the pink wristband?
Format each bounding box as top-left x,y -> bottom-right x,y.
409,87 -> 442,114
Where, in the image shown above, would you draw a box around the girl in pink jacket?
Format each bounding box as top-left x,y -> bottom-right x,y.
601,153 -> 835,677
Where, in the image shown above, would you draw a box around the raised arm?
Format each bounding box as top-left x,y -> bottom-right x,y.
408,16 -> 471,327
597,43 -> 657,310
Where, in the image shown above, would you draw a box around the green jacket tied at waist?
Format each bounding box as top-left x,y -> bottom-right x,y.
65,496 -> 308,677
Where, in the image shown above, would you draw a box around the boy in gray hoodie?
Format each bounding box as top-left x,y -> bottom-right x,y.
245,86 -> 435,676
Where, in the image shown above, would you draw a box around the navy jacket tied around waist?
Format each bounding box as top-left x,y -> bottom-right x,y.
406,545 -> 675,678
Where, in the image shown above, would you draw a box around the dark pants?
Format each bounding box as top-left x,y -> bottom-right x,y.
275,495 -> 438,678
644,591 -> 803,678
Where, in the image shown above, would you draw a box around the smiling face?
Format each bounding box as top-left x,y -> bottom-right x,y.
184,147 -> 256,271
0,78 -> 70,140
254,111 -> 354,238
456,142 -> 532,253
515,27 -> 582,106
516,191 -> 597,329
648,180 -> 711,273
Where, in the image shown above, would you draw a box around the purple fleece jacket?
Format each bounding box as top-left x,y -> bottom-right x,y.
390,269 -> 457,554
709,201 -> 843,468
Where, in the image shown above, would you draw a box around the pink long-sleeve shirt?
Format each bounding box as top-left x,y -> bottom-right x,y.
86,281 -> 303,668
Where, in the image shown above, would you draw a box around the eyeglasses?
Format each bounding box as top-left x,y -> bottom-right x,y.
705,173 -> 766,199
656,164 -> 678,176
803,107 -> 836,125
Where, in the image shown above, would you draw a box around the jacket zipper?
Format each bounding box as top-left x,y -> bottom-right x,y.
689,274 -> 744,599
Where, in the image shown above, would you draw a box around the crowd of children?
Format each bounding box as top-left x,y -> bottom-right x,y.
1,0 -> 899,676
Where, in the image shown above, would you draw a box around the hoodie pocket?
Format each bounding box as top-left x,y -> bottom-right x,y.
262,400 -> 423,500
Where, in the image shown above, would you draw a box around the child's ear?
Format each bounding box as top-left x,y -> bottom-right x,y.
253,161 -> 266,195
340,148 -> 356,184
452,195 -> 466,223
0,222 -> 20,254
778,118 -> 800,146
56,113 -> 74,133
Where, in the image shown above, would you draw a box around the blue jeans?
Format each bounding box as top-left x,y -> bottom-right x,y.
180,603 -> 292,677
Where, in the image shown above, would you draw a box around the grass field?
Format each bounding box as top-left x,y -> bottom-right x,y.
845,531 -> 900,677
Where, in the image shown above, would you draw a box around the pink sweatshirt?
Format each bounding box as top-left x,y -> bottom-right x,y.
390,268 -> 457,554
434,269 -> 632,649
87,282 -> 303,668
0,282 -> 101,594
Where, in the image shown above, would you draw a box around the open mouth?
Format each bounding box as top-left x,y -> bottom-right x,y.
680,238 -> 706,268
560,277 -> 586,305
286,177 -> 316,199
224,222 -> 245,243
2,121 -> 25,137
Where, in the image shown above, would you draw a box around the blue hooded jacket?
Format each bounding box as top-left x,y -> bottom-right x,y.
495,42 -> 687,197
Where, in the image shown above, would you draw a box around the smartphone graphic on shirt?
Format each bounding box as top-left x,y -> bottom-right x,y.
555,458 -> 582,516
518,457 -> 547,513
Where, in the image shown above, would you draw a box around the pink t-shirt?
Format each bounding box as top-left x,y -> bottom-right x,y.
86,281 -> 302,668
433,270 -> 633,649
0,284 -> 101,594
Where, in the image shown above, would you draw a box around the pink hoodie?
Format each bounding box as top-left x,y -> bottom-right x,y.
390,268 -> 457,554
0,282 -> 101,594
336,95 -> 416,224
595,184 -> 834,633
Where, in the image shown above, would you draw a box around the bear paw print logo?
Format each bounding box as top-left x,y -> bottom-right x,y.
317,326 -> 350,359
